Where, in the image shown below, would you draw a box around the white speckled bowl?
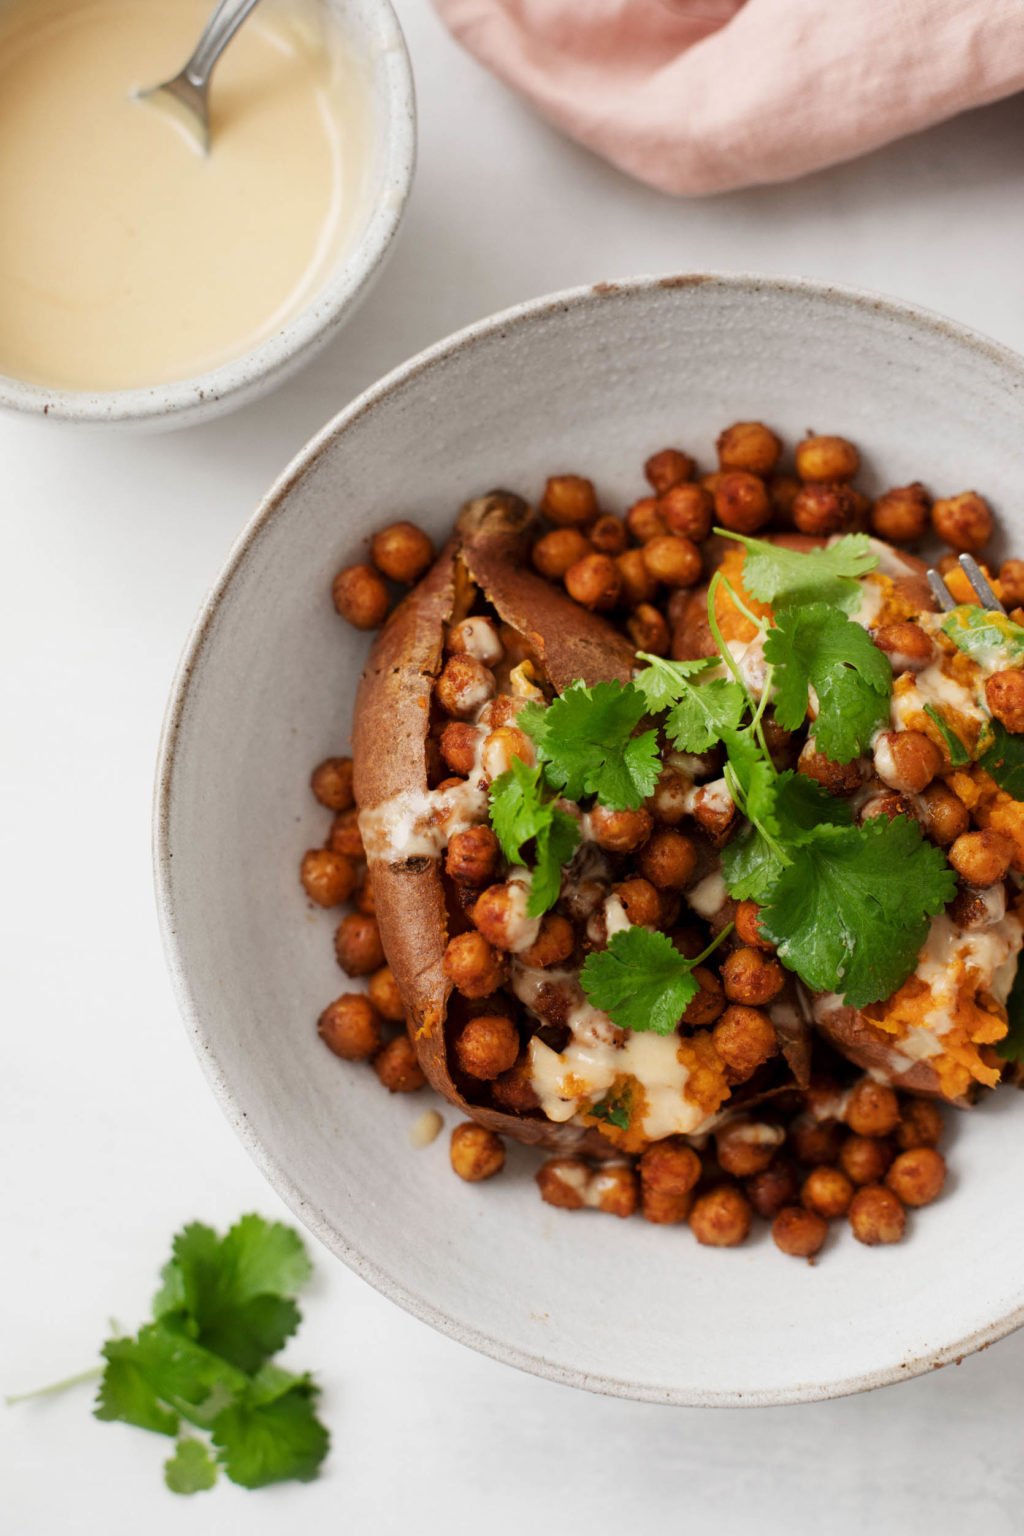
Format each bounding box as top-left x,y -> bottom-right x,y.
156,276 -> 1024,1405
0,0 -> 414,430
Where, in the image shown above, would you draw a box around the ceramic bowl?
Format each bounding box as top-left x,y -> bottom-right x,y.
156,275 -> 1024,1405
0,0 -> 414,430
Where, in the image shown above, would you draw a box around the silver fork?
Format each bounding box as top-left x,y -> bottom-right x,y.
926,554 -> 1006,614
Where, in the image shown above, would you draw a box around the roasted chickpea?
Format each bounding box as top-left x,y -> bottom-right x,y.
793,482 -> 859,536
639,1138 -> 701,1195
642,534 -> 702,589
790,1118 -> 843,1168
370,521 -> 435,584
949,828 -> 1014,886
354,866 -> 376,916
310,756 -> 354,811
690,782 -> 737,840
491,1059 -> 539,1114
849,1185 -> 906,1245
999,559 -> 1024,607
434,653 -> 496,719
845,1079 -> 901,1138
536,1158 -> 588,1210
300,848 -> 357,908
681,965 -> 725,1026
897,1098 -> 944,1151
744,1159 -> 799,1219
714,471 -> 771,534
985,670 -> 1024,734
645,447 -> 695,493
565,553 -> 622,611
331,563 -> 390,629
689,1185 -> 752,1247
625,496 -> 668,544
374,1033 -> 426,1093
446,826 -> 501,888
721,947 -> 784,1006
717,421 -> 782,476
540,474 -> 598,528
637,829 -> 698,891
481,725 -> 535,781
327,807 -> 364,860
455,1013 -> 520,1080
335,912 -> 385,977
873,730 -> 941,795
446,616 -> 504,666
589,804 -> 653,854
917,781 -> 969,846
317,994 -> 382,1060
627,603 -> 671,655
885,1147 -> 946,1207
734,900 -> 774,951
716,1122 -> 784,1178
870,483 -> 930,544
518,913 -> 575,969
872,622 -> 935,670
437,721 -> 479,777
839,1135 -> 894,1186
450,1122 -> 505,1181
559,877 -> 607,926
801,1165 -> 854,1220
772,1206 -> 828,1258
795,434 -> 859,483
642,1187 -> 694,1224
589,514 -> 628,555
931,490 -> 993,553
367,965 -> 405,1023
616,547 -> 658,606
798,741 -> 866,797
712,1004 -> 777,1082
442,931 -> 508,998
532,527 -> 591,581
659,482 -> 713,542
591,1166 -> 640,1218
860,788 -> 917,825
471,882 -> 534,952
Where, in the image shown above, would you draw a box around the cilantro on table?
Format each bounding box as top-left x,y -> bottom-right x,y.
765,602 -> 892,762
716,529 -> 879,615
580,926 -> 727,1035
520,680 -> 661,810
633,653 -> 746,753
488,757 -> 580,916
941,604 -> 1024,665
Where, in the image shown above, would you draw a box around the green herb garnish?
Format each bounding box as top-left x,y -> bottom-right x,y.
716,528 -> 879,615
923,704 -> 971,767
633,653 -> 746,753
979,719 -> 1024,799
520,680 -> 661,810
941,605 -> 1024,666
765,602 -> 892,762
580,926 -> 729,1035
488,757 -> 581,917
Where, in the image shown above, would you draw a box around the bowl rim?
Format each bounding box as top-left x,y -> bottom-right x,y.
0,0 -> 416,429
154,271 -> 1024,1406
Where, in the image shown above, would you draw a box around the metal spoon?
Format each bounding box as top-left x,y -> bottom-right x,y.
137,0 -> 264,154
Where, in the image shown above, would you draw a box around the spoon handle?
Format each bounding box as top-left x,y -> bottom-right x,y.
183,0 -> 264,88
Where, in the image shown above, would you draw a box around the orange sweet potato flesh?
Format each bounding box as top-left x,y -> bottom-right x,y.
812,1000 -> 959,1100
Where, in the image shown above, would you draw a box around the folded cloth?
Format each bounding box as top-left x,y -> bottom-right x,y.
434,0 -> 1024,195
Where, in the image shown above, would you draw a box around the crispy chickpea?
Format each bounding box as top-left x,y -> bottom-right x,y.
374,1033 -> 426,1093
455,1013 -> 520,1080
716,1122 -> 784,1178
450,1122 -> 505,1182
370,521 -> 435,584
690,782 -> 737,839
518,913 -> 575,969
716,421 -> 782,476
367,965 -> 405,1023
355,866 -> 376,916
659,482 -> 713,543
331,563 -> 390,629
335,912 -> 385,977
849,1185 -> 906,1245
714,471 -> 771,534
870,483 -> 930,543
734,900 -> 774,951
532,527 -> 591,581
949,828 -> 1014,886
801,1165 -> 854,1220
327,807 -> 364,859
437,721 -> 478,777
721,947 -> 784,1006
793,482 -> 858,536
885,1147 -> 946,1207
917,781 -> 969,846
446,826 -> 501,888
310,756 -> 354,811
589,803 -> 653,854
317,994 -> 382,1060
985,670 -> 1024,733
492,1059 -> 539,1114
764,473 -> 798,525
845,1079 -> 901,1138
795,434 -> 859,483
645,447 -> 695,493
689,1185 -> 752,1247
446,616 -> 504,667
642,1187 -> 694,1224
745,1159 -> 799,1219
609,878 -> 660,929
540,474 -> 598,528
931,490 -> 993,553
536,1158 -> 588,1210
627,603 -> 671,655
872,622 -> 935,670
565,552 -> 622,611
873,730 -> 941,795
625,496 -> 668,544
682,965 -> 726,1026
860,788 -> 917,825
639,1138 -> 701,1196
481,725 -> 535,781
637,829 -> 698,891
642,534 -> 702,589
300,848 -> 357,907
772,1206 -> 828,1258
472,882 -> 533,951
592,1166 -> 640,1218
434,653 -> 496,719
616,547 -> 658,606
798,741 -> 866,797
999,559 -> 1024,607
589,514 -> 628,555
442,931 -> 507,998
839,1135 -> 894,1186
712,1004 -> 778,1082
897,1098 -> 944,1151
791,1118 -> 843,1167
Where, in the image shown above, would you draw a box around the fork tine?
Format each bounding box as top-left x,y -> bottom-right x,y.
927,569 -> 956,612
958,554 -> 1005,613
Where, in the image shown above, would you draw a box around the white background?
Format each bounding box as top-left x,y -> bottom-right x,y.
5,3 -> 1024,1530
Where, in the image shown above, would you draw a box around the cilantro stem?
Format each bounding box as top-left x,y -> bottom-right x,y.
706,573 -> 753,702
708,573 -> 777,771
6,1364 -> 101,1406
692,921 -> 734,967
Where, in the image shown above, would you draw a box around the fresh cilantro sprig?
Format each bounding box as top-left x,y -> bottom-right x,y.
716,529 -> 879,615
633,653 -> 746,753
520,681 -> 661,810
721,766 -> 852,902
488,758 -> 580,916
580,925 -> 730,1035
765,602 -> 891,762
923,704 -> 971,767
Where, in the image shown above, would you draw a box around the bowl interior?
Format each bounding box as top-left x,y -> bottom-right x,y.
158,277 -> 1024,1404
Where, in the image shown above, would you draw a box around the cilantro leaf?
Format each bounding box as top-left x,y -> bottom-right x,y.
997,962 -> 1024,1063
587,1091 -> 631,1130
721,768 -> 851,902
632,653 -> 719,713
923,704 -> 970,767
165,1437 -> 218,1495
487,760 -> 580,915
633,650 -> 747,755
716,529 -> 878,614
529,809 -> 580,917
580,927 -> 700,1034
522,681 -> 661,809
98,1324 -> 247,1432
212,1379 -> 329,1490
94,1345 -> 180,1438
765,603 -> 892,763
979,720 -> 1024,800
760,817 -> 956,1007
941,605 -> 1024,666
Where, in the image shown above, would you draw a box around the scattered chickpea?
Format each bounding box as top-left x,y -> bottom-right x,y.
455,1013 -> 520,1080
639,1138 -> 702,1196
612,878 -> 662,928
839,1135 -> 894,1186
536,1160 -> 637,1216
368,965 -> 405,1023
790,1118 -> 843,1167
848,1185 -> 906,1245
536,1158 -> 588,1210
589,514 -> 628,555
626,496 -> 669,544
690,783 -> 737,840
450,1122 -> 506,1181
300,848 -> 357,908
716,1122 -> 784,1178
872,622 -> 935,670
540,474 -> 598,528
310,756 -> 354,811
860,788 -> 916,825
442,932 -> 508,998
916,782 -> 969,846
642,1187 -> 694,1224
845,1079 -> 901,1138
948,828 -> 1014,887
565,552 -> 622,611
317,994 -> 382,1060
801,1165 -> 854,1220
798,741 -> 866,797
644,448 -> 695,493
897,1098 -> 944,1151
642,533 -> 702,589
885,1147 -> 946,1207
793,483 -> 859,536
532,528 -> 591,581
713,471 -> 771,534
768,474 -> 800,523
659,482 -> 713,542
491,1059 -> 539,1114
716,421 -> 782,476
689,1185 -> 752,1247
870,483 -> 930,543
616,547 -> 658,606
721,947 -> 784,1006
518,913 -> 576,969
370,522 -> 435,584
744,1159 -> 799,1219
446,826 -> 502,888
627,603 -> 671,655
998,559 -> 1024,607
931,490 -> 993,553
593,1166 -> 641,1218
873,730 -> 941,795
638,829 -> 698,891
772,1206 -> 828,1259
335,912 -> 385,976
985,670 -> 1024,733
795,434 -> 859,483
481,725 -> 535,781
588,804 -> 653,854
331,564 -> 390,629
470,882 -> 533,951
438,721 -> 480,777
681,965 -> 726,1026
447,616 -> 503,665
328,807 -> 364,860
712,1004 -> 778,1082
734,900 -> 774,951
434,653 -> 496,719
374,1033 -> 426,1093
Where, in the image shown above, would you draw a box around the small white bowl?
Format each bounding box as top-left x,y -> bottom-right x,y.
0,0 -> 414,430
156,275 -> 1024,1405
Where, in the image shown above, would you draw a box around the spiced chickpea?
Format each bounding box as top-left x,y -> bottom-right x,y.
734,900 -> 774,951
659,482 -> 713,542
589,514 -> 628,555
642,534 -> 702,589
434,654 -> 496,719
897,1098 -> 944,1151
763,473 -> 798,525
999,559 -> 1024,607
873,730 -> 941,795
369,522 -> 435,584
872,622 -> 935,670
949,829 -> 1014,886
616,548 -> 658,606
690,782 -> 737,839
317,994 -> 382,1061
446,616 -> 503,666
492,1059 -> 539,1114
689,1185 -> 752,1247
518,914 -> 576,969
716,1122 -> 784,1178
644,447 -> 695,493
845,1079 -> 901,1138
793,483 -> 859,536
713,471 -> 771,534
682,966 -> 726,1026
625,497 -> 668,544
589,804 -> 653,854
790,1118 -> 843,1167
481,725 -> 535,781
455,1013 -> 520,1080
772,1206 -> 828,1259
592,1166 -> 639,1218
798,741 -> 866,797
795,434 -> 859,482
639,1138 -> 701,1196
801,1165 -> 854,1220
442,932 -> 508,998
539,474 -> 598,528
606,879 -> 658,929
885,1147 -> 946,1207
300,848 -> 357,908
642,1187 -> 694,1224
331,563 -> 390,629
712,1004 -> 778,1082
565,553 -> 622,612
716,421 -> 782,476
638,829 -> 698,891
436,722 -> 476,777
559,877 -> 607,926
536,1158 -> 588,1210
472,882 -> 534,951
374,1033 -> 426,1093
839,1135 -> 894,1186
985,670 -> 1024,733
532,527 -> 591,581
355,866 -> 376,916
744,1159 -> 799,1219
367,965 -> 405,1023
450,1122 -> 506,1182
931,490 -> 993,553
327,807 -> 364,860
446,826 -> 501,888
310,756 -> 354,811
917,781 -> 969,846
335,912 -> 385,977
721,947 -> 784,1006
870,483 -> 930,543
848,1185 -> 906,1245
860,788 -> 916,825
627,604 -> 671,655
647,766 -> 692,826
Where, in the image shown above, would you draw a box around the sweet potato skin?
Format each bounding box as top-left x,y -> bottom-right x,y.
812,997 -> 961,1101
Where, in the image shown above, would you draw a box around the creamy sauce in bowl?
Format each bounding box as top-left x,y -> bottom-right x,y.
0,0 -> 371,391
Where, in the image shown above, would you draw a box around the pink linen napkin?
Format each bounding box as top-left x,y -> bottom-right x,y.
434,0 -> 1024,195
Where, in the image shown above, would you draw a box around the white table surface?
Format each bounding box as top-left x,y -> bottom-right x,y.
5,4 -> 1024,1529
